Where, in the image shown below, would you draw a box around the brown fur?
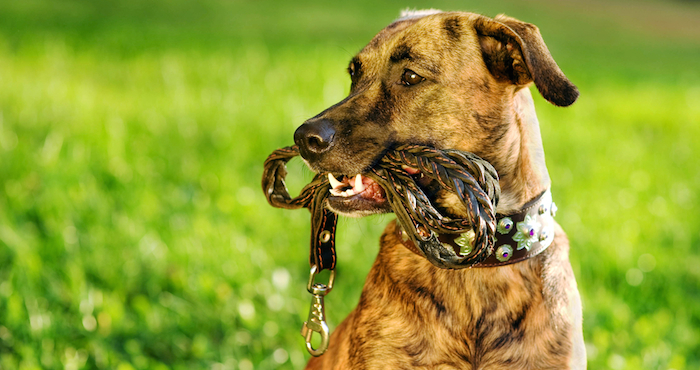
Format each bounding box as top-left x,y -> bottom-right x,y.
295,11 -> 586,369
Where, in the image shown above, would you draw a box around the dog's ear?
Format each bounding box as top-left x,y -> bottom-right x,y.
474,14 -> 579,107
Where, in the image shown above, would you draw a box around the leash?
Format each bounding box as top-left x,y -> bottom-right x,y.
262,145 -> 502,268
262,144 -> 501,355
262,144 -> 556,355
368,145 -> 500,268
262,146 -> 339,271
262,146 -> 338,356
396,188 -> 557,267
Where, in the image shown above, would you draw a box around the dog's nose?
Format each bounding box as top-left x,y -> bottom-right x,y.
294,119 -> 336,159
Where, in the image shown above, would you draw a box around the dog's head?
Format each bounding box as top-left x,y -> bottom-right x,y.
294,11 -> 577,217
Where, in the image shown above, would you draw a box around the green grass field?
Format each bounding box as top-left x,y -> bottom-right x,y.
0,0 -> 699,369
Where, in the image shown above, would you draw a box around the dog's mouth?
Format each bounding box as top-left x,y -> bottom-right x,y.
326,172 -> 389,217
326,166 -> 437,217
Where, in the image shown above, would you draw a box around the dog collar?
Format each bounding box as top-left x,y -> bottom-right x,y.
397,189 -> 557,268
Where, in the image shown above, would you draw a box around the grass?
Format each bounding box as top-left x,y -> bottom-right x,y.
0,0 -> 698,369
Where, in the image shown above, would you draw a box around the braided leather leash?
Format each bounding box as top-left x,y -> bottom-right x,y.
262,144 -> 501,356
368,146 -> 500,268
262,146 -> 339,271
262,144 -> 501,270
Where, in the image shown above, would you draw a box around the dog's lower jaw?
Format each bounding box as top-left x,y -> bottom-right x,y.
326,197 -> 391,217
306,220 -> 586,370
326,177 -> 392,216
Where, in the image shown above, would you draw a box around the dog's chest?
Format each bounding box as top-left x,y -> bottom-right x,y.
331,235 -> 573,369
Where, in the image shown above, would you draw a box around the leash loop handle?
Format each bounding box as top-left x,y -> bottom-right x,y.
301,265 -> 335,356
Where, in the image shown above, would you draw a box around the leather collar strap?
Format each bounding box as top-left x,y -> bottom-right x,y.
397,189 -> 558,268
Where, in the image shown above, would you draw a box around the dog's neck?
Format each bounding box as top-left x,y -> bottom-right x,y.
492,87 -> 551,214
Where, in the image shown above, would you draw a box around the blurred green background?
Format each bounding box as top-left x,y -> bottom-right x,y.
0,0 -> 698,369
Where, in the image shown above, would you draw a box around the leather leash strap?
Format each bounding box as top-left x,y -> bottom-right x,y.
262,145 -> 502,271
262,145 -> 337,271
263,144 -> 503,270
262,146 -> 338,356
309,188 -> 338,271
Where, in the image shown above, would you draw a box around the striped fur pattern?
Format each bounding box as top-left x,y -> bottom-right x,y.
294,10 -> 586,369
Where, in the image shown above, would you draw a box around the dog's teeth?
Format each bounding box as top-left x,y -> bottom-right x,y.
328,173 -> 343,189
340,189 -> 356,197
354,174 -> 364,193
330,188 -> 342,196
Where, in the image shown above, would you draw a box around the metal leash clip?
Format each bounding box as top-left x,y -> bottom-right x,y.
301,265 -> 335,356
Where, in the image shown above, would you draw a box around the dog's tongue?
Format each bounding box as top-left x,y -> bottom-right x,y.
401,165 -> 421,175
361,177 -> 387,202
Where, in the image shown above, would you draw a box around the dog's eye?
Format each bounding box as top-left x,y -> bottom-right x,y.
401,69 -> 424,86
348,59 -> 361,79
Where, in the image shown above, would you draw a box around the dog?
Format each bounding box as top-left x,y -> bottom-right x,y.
293,9 -> 586,369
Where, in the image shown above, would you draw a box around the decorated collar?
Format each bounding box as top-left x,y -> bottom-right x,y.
397,189 -> 557,268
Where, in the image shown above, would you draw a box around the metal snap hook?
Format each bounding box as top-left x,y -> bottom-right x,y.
301,265 -> 335,356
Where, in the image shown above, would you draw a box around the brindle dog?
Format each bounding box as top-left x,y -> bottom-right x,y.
293,10 -> 586,370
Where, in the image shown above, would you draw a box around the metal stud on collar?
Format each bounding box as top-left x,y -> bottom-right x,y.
496,245 -> 514,262
497,217 -> 514,234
